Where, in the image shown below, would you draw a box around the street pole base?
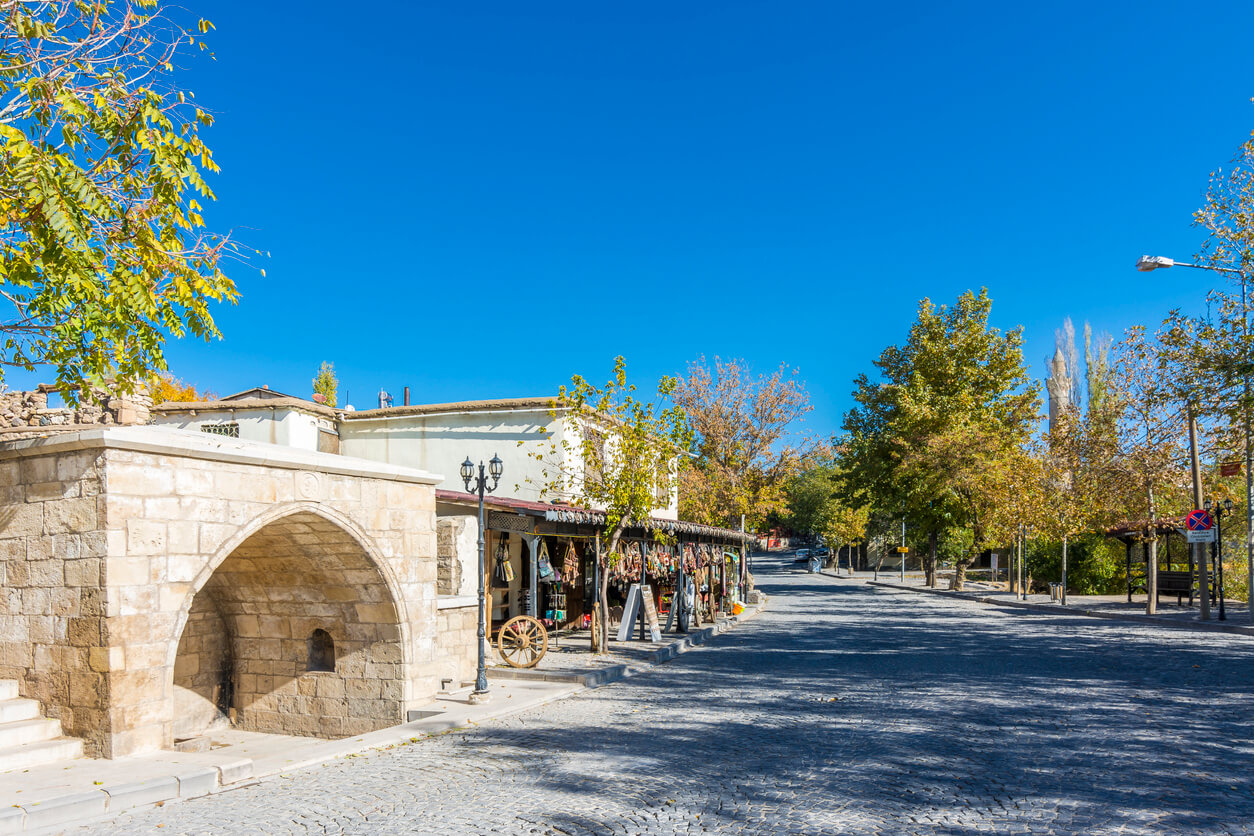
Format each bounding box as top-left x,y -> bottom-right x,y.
468,689 -> 491,705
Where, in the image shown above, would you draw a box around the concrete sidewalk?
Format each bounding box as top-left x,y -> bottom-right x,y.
0,598 -> 766,836
846,573 -> 1254,638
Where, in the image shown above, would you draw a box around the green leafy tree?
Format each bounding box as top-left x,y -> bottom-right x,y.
0,1 -> 244,399
312,361 -> 338,407
838,289 -> 1040,590
675,356 -> 814,530
531,357 -> 692,652
785,463 -> 868,561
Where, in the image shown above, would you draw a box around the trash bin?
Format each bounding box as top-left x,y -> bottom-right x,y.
808,556 -> 821,573
1048,582 -> 1061,602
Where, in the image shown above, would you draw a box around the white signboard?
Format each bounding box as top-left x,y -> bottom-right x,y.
1187,529 -> 1216,544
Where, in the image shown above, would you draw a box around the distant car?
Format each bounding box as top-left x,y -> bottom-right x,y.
793,548 -> 811,563
814,547 -> 830,557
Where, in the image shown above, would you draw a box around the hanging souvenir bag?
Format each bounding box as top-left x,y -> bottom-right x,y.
537,540 -> 556,582
494,539 -> 514,584
562,542 -> 579,584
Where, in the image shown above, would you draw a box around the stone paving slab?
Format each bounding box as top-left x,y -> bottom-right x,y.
0,599 -> 766,835
73,553 -> 1254,835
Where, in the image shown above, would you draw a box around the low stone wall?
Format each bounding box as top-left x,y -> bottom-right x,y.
0,386 -> 151,430
433,602 -> 477,688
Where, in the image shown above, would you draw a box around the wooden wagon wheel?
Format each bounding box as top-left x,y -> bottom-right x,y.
497,615 -> 549,669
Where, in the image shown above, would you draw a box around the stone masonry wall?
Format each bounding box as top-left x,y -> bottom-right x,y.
0,448 -> 110,754
0,386 -> 151,429
172,594 -> 231,740
433,605 -> 477,689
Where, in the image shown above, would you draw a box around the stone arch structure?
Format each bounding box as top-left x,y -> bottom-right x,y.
0,427 -> 455,759
170,506 -> 411,742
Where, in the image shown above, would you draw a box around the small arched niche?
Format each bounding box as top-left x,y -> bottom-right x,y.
307,628 -> 336,673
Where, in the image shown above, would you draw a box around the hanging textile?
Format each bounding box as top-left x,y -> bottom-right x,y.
562,542 -> 579,584
537,539 -> 556,583
683,543 -> 697,573
494,538 -> 514,584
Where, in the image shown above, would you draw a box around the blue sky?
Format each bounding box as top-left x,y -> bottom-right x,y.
19,1 -> 1254,437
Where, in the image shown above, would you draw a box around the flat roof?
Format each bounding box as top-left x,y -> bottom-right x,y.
435,489 -> 754,543
344,397 -> 561,420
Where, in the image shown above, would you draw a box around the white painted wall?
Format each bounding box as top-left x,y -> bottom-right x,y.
151,408 -> 326,451
339,408 -> 573,503
153,405 -> 680,518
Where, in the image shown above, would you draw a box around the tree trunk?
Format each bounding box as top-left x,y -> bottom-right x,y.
927,530 -> 938,587
953,559 -> 969,591
598,520 -> 629,655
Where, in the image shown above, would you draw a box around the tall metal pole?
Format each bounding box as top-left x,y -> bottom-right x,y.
472,464 -> 489,703
900,515 -> 906,583
1188,406 -> 1211,620
1138,258 -> 1249,619
1216,505 -> 1227,621
1242,272 -> 1253,624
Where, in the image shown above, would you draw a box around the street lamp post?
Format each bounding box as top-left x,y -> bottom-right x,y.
461,453 -> 503,704
1137,255 -> 1252,623
1208,497 -> 1235,621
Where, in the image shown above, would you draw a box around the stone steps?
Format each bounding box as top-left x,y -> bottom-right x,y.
0,680 -> 84,772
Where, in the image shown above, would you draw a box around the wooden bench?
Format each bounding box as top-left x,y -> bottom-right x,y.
1155,570 -> 1211,606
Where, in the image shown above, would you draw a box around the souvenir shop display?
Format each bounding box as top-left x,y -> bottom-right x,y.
537,540 -> 556,582
493,538 -> 514,584
562,542 -> 579,584
544,590 -> 567,625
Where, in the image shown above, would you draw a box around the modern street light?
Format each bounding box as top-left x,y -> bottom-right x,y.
1208,497 -> 1235,621
1136,254 -> 1253,623
461,453 -> 503,704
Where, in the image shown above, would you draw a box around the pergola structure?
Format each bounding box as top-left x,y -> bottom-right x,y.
1105,515 -> 1201,605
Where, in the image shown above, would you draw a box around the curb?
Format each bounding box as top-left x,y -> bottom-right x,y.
3,764 -> 230,836
4,595 -> 768,835
865,580 -> 1254,638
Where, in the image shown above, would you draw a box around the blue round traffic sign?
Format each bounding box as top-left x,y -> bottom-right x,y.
1186,509 -> 1214,531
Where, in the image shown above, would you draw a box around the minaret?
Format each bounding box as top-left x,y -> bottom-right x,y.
1045,347 -> 1072,433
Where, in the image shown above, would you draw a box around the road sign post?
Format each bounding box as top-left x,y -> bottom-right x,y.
1187,509 -> 1216,544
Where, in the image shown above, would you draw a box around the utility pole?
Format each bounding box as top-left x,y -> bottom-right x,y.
1188,405 -> 1211,620
900,515 -> 906,583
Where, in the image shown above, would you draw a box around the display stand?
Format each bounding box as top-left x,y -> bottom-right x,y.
616,583 -> 661,642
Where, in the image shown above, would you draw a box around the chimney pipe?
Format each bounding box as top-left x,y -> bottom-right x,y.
403,386 -> 410,406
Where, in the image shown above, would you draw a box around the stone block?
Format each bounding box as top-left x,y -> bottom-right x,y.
174,469 -> 214,496
28,560 -> 63,587
107,556 -> 150,587
106,463 -> 174,496
19,790 -> 107,832
26,480 -> 80,501
19,456 -> 57,485
166,520 -> 198,554
103,775 -> 179,813
2,503 -> 43,538
125,519 -> 166,556
89,646 -> 124,672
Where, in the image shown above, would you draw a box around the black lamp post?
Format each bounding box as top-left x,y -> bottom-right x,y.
1208,497 -> 1235,622
462,454 -> 502,703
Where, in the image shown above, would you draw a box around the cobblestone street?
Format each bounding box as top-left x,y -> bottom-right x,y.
82,553 -> 1254,835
